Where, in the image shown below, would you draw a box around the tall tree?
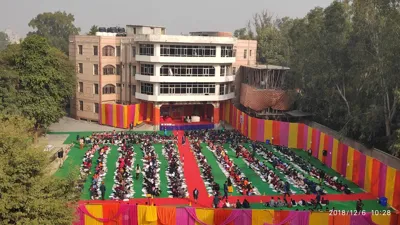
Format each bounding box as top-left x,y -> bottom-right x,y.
0,114 -> 80,224
0,31 -> 9,51
87,25 -> 99,35
28,11 -> 80,54
0,35 -> 76,130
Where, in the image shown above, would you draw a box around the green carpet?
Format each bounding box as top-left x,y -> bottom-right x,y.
249,199 -> 391,211
222,144 -> 276,195
103,146 -> 119,199
290,148 -> 364,193
242,143 -> 303,194
200,143 -> 240,196
153,144 -> 169,198
133,144 -> 144,198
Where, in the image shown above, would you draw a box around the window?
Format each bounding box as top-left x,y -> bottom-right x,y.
220,66 -> 226,76
132,85 -> 136,96
94,103 -> 99,113
220,84 -> 226,95
131,66 -> 136,76
233,67 -> 236,75
133,28 -> 136,34
140,64 -> 154,75
160,65 -> 215,76
94,84 -> 99,94
116,46 -> 121,56
116,65 -> 122,75
116,83 -> 121,94
103,84 -> 116,94
132,46 -> 136,57
79,82 -> 83,92
244,49 -> 247,59
140,83 -> 154,95
159,83 -> 215,95
139,44 -> 154,56
79,101 -> 83,111
93,64 -> 99,75
78,45 -> 83,55
93,46 -> 98,56
103,65 -> 115,75
102,46 -> 115,56
221,46 -> 233,57
78,63 -> 83,73
250,50 -> 252,57
160,45 -> 216,57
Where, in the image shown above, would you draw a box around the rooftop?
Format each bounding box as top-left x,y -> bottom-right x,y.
245,65 -> 290,70
126,24 -> 166,28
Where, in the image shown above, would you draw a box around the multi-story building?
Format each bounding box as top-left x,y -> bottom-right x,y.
69,25 -> 256,129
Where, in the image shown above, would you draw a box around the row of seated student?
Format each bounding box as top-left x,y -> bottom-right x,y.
77,131 -> 176,146
254,142 -> 352,194
142,142 -> 162,197
213,196 -> 251,209
163,143 -> 188,198
265,196 -> 329,209
89,146 -> 110,200
110,144 -> 134,200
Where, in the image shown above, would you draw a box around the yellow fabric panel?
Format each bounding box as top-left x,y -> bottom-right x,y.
134,104 -> 140,126
385,166 -> 396,206
101,104 -> 106,124
318,133 -> 325,161
248,116 -> 252,139
123,106 -> 128,128
372,214 -> 391,225
112,104 -> 117,127
364,156 -> 373,192
308,212 -> 329,225
288,123 -> 298,149
137,206 -> 158,225
252,210 -> 274,225
332,139 -> 339,171
225,101 -> 230,122
307,126 -> 313,149
84,204 -> 104,225
264,120 -> 273,142
346,147 -> 354,180
195,209 -> 214,225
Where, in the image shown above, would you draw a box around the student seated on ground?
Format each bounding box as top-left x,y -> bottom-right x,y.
242,199 -> 250,208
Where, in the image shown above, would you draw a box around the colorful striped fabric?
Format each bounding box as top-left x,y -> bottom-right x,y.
220,101 -> 400,210
99,102 -> 153,129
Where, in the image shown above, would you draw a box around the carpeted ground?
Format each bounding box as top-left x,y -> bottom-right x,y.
53,131 -> 388,211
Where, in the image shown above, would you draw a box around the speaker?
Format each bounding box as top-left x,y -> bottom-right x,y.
57,150 -> 64,158
323,150 -> 327,156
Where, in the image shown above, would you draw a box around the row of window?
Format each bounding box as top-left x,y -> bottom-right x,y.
78,82 -> 136,95
77,45 -> 121,57
160,65 -> 215,76
160,45 -> 216,57
78,101 -> 99,113
77,63 -> 122,75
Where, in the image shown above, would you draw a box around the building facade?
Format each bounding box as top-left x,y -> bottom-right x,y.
69,25 -> 257,129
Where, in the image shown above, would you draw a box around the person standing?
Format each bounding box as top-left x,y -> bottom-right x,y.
130,122 -> 133,131
356,199 -> 364,213
182,135 -> 186,145
136,164 -> 141,180
223,181 -> 228,201
193,188 -> 199,203
100,181 -> 106,200
283,181 -> 291,199
314,192 -> 323,209
213,194 -> 220,208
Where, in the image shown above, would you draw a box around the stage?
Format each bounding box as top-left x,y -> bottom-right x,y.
160,120 -> 214,131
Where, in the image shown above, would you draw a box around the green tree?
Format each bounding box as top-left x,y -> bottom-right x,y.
0,31 -> 9,51
28,11 -> 80,54
0,35 -> 76,130
0,114 -> 80,224
87,25 -> 99,35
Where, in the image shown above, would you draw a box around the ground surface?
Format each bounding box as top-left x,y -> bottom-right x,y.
49,130 -> 391,211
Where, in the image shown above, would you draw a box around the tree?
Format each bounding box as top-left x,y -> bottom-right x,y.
28,11 -> 80,54
0,31 -> 9,51
0,35 -> 76,130
87,25 -> 99,35
0,114 -> 80,224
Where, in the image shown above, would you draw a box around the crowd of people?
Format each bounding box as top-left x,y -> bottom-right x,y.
163,143 -> 188,198
141,141 -> 162,197
88,146 -> 110,200
191,141 -> 216,195
110,144 -> 135,200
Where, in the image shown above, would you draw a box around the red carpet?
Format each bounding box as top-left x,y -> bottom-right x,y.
175,130 -> 210,207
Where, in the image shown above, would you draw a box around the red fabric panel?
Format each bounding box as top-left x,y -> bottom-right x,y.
297,123 -> 304,149
274,211 -> 290,224
251,117 -> 257,140
102,203 -> 122,225
213,209 -> 233,225
244,114 -> 248,136
337,143 -> 343,176
139,102 -> 145,121
371,159 -> 381,197
352,150 -> 361,185
272,121 -> 280,145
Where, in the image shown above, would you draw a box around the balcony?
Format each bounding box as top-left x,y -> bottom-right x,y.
135,55 -> 236,64
135,74 -> 235,83
135,92 -> 234,102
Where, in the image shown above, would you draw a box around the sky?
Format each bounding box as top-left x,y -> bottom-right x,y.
1,0 -> 333,37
